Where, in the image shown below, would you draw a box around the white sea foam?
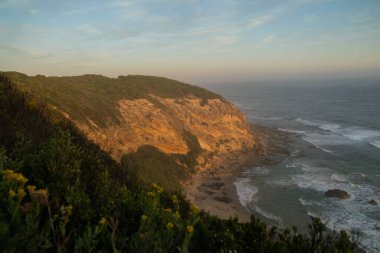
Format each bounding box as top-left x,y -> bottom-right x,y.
234,177 -> 258,208
338,127 -> 380,142
301,132 -> 351,152
269,179 -> 294,186
312,203 -> 380,253
292,162 -> 380,252
248,115 -> 282,121
319,123 -> 341,131
250,166 -> 270,175
355,173 -> 367,179
296,118 -> 340,132
253,205 -> 283,224
369,140 -> 380,149
278,128 -> 306,135
298,197 -> 322,207
331,173 -> 348,182
295,118 -> 380,148
296,118 -> 323,126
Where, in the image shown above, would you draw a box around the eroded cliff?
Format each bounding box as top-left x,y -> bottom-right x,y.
4,72 -> 256,173
75,95 -> 255,170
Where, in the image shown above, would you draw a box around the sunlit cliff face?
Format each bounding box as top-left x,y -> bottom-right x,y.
71,96 -> 254,164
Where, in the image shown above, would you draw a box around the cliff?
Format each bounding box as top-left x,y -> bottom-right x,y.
1,72 -> 255,183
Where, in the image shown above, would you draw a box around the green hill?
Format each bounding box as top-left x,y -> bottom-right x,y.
1,72 -> 222,128
0,73 -> 358,252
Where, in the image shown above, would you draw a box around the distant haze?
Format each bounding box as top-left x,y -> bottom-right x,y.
0,0 -> 380,84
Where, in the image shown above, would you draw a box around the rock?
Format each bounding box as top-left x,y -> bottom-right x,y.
369,199 -> 378,205
325,189 -> 350,199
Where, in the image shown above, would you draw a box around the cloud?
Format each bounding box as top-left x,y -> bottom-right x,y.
0,0 -> 31,8
247,15 -> 273,29
304,14 -> 316,23
76,24 -> 103,36
263,35 -> 276,43
0,44 -> 51,58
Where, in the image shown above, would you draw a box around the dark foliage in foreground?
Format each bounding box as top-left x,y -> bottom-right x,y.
0,75 -> 359,252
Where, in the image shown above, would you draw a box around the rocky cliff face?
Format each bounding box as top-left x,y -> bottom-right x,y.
74,95 -> 255,168
3,72 -> 256,171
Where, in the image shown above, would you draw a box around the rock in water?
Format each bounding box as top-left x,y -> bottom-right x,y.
369,199 -> 378,205
325,189 -> 350,199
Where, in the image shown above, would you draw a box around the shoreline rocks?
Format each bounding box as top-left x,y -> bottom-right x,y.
369,199 -> 378,205
325,189 -> 350,199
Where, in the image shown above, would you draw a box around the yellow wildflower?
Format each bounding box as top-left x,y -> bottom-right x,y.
162,208 -> 172,213
166,222 -> 174,230
2,170 -> 16,181
147,191 -> 156,198
186,225 -> 194,234
26,185 -> 36,193
174,211 -> 181,219
171,195 -> 178,204
8,189 -> 16,198
151,182 -> 163,193
99,217 -> 107,225
190,204 -> 200,214
2,170 -> 28,184
17,189 -> 26,199
140,214 -> 148,222
60,205 -> 73,216
35,188 -> 48,198
16,174 -> 28,184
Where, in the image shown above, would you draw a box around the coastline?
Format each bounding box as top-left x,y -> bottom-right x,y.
184,124 -> 291,222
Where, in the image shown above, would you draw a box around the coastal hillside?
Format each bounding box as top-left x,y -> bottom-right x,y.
1,72 -> 255,189
0,74 -> 357,252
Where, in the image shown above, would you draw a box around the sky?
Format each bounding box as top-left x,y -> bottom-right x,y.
0,0 -> 380,84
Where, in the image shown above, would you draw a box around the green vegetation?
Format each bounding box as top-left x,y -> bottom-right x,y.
0,72 -> 222,128
121,130 -> 202,191
0,74 -> 359,252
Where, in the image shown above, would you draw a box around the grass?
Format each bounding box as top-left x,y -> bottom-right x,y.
0,72 -> 222,128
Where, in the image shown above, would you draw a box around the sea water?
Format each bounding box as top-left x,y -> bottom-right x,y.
206,81 -> 380,252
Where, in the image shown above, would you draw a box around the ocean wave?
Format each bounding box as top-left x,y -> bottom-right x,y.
296,118 -> 340,131
278,128 -> 306,135
338,127 -> 380,142
302,132 -> 350,147
249,115 -> 282,121
253,205 -> 282,224
268,179 -> 294,186
298,197 -> 322,207
291,162 -> 380,198
307,202 -> 380,253
369,140 -> 380,149
233,177 -> 258,208
331,173 -> 348,182
296,118 -> 323,126
319,123 -> 341,131
292,162 -> 380,252
249,166 -> 270,175
295,118 -> 380,147
355,173 -> 367,179
278,127 -> 339,153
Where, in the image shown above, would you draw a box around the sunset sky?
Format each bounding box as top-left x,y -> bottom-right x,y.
1,0 -> 379,84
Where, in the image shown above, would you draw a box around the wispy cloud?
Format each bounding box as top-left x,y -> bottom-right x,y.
247,15 -> 273,29
304,14 -> 316,23
0,44 -> 51,58
262,35 -> 276,43
0,0 -> 31,8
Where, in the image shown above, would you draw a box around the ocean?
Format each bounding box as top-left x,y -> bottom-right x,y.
206,81 -> 380,252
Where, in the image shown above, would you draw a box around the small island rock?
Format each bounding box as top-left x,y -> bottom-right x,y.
369,199 -> 378,205
325,189 -> 350,199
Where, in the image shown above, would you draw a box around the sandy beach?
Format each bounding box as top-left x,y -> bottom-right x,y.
184,124 -> 290,222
